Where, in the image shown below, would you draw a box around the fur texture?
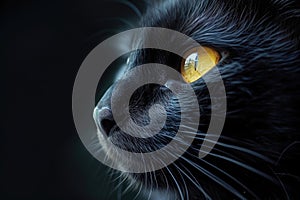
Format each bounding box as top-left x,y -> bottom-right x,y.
95,0 -> 300,199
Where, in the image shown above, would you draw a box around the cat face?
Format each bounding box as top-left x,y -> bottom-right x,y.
94,0 -> 300,199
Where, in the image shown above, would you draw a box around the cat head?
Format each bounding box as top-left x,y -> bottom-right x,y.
94,0 -> 300,199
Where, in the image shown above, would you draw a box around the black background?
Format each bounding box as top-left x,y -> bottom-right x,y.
1,0 -> 145,199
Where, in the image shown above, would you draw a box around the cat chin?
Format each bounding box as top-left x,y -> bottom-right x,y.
121,172 -> 176,200
96,131 -> 140,172
146,189 -> 176,200
127,173 -> 178,200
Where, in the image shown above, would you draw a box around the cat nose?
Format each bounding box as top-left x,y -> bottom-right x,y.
94,107 -> 116,137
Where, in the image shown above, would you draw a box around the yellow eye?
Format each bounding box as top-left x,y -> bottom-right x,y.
181,47 -> 220,83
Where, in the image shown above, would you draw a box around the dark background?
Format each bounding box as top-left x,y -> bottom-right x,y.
1,0 -> 146,199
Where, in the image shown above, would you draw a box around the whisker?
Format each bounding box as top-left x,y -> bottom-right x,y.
276,141 -> 300,166
180,156 -> 246,199
117,178 -> 122,200
179,130 -> 274,163
147,171 -> 154,200
173,163 -> 211,200
197,154 -> 259,199
132,183 -> 143,200
165,165 -> 185,200
205,151 -> 274,182
174,164 -> 190,200
271,168 -> 290,200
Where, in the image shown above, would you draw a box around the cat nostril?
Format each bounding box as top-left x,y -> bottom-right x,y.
96,107 -> 116,137
100,118 -> 116,137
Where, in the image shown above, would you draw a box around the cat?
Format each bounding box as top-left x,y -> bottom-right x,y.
94,0 -> 300,199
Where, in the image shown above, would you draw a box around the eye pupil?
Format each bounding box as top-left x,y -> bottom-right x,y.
181,47 -> 220,83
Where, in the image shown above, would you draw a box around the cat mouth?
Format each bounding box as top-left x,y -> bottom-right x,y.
94,105 -> 178,152
103,128 -> 174,154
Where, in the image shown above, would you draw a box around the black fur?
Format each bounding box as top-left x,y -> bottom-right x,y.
95,0 -> 300,199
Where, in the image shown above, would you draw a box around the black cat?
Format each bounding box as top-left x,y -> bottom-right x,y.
94,0 -> 300,199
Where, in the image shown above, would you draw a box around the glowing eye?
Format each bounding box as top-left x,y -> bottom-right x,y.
181,47 -> 220,83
